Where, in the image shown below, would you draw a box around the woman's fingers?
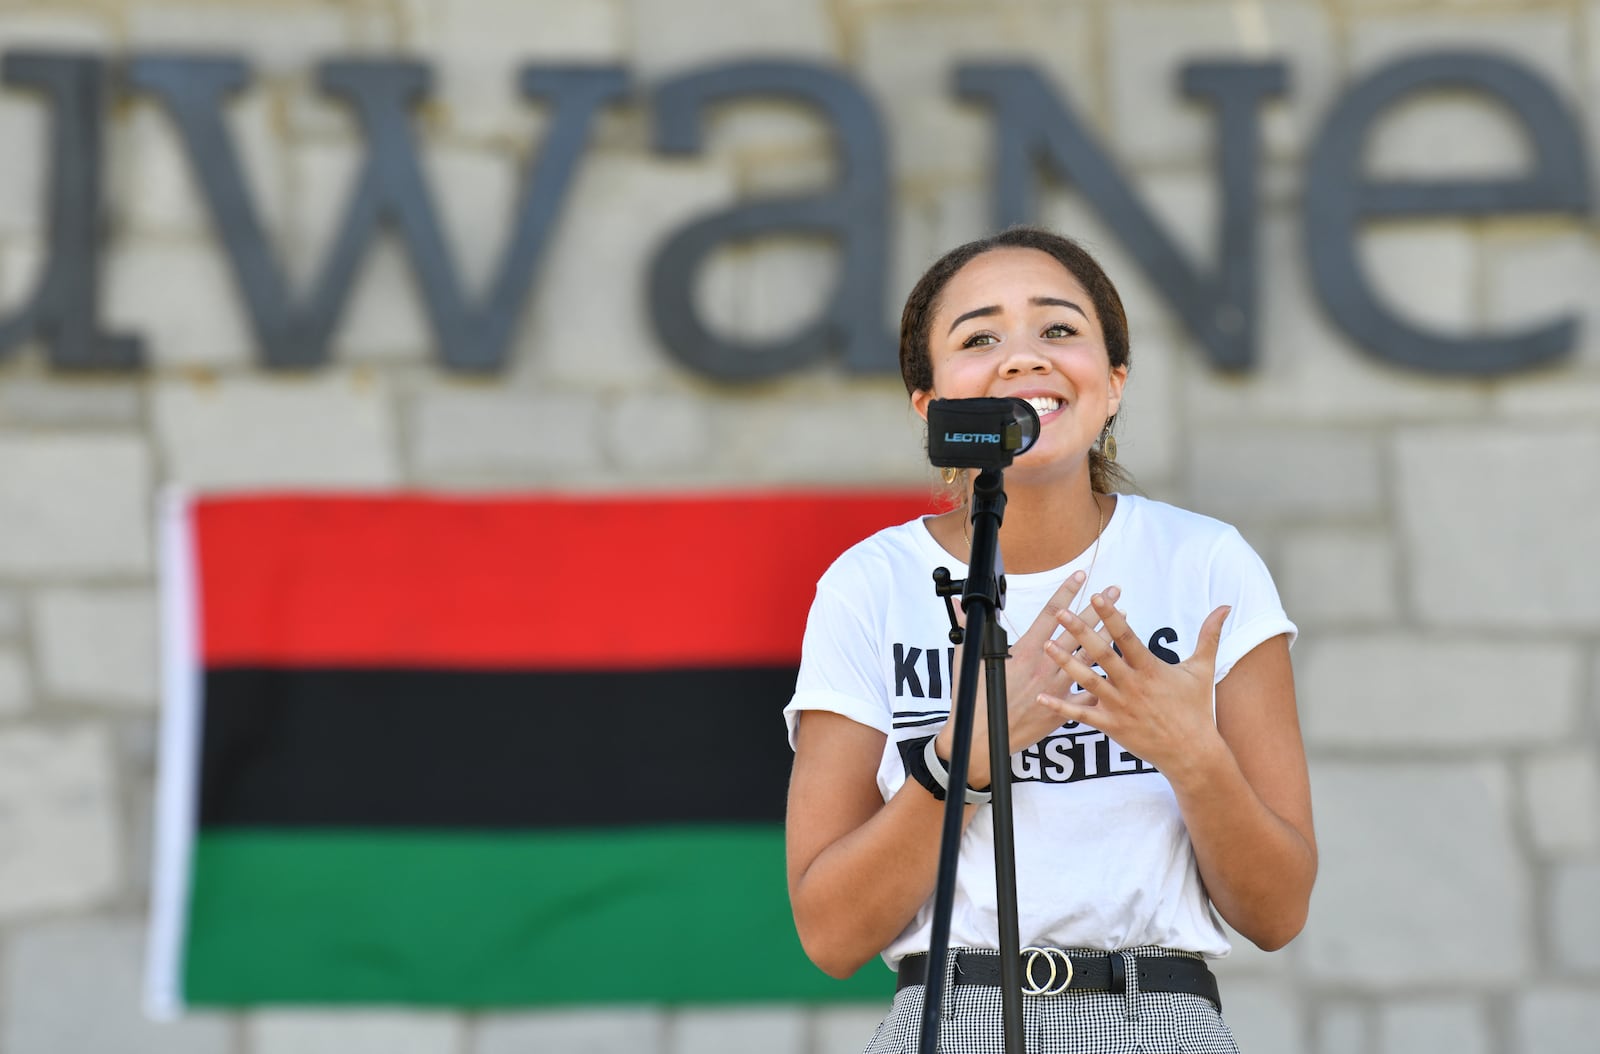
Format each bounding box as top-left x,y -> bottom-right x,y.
1035,688 -> 1104,731
1086,590 -> 1152,671
1042,637 -> 1114,700
1187,605 -> 1231,674
1051,603 -> 1123,674
1023,570 -> 1088,648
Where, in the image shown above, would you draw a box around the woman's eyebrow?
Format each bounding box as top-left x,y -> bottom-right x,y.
947,297 -> 1089,335
947,305 -> 999,334
1032,296 -> 1088,319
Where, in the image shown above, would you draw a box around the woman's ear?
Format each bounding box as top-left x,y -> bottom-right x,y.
910,387 -> 936,423
1106,364 -> 1129,418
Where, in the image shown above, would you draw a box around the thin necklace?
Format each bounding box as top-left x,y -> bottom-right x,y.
961,493 -> 1108,627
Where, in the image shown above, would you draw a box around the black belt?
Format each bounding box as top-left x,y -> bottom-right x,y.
896,950 -> 1220,1011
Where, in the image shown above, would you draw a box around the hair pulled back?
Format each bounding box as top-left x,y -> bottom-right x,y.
899,226 -> 1132,494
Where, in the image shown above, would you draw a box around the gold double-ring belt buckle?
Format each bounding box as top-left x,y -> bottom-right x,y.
1019,946 -> 1074,996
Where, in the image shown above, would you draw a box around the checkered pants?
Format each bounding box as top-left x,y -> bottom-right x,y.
864,947 -> 1239,1054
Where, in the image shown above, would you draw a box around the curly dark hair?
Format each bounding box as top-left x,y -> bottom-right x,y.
899,226 -> 1132,493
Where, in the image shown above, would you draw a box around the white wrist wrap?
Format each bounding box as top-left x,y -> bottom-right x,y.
924,736 -> 994,805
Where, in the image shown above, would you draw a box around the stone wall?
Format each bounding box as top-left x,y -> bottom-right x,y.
1,1 -> 1597,1052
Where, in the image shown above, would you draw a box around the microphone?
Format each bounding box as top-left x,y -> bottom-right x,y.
926,398 -> 1040,470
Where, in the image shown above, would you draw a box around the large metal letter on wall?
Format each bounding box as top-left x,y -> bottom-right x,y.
957,62 -> 1287,371
0,52 -> 142,369
130,57 -> 628,371
647,62 -> 893,380
1304,50 -> 1591,374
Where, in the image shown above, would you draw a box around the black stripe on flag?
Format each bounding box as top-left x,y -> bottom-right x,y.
200,667 -> 799,829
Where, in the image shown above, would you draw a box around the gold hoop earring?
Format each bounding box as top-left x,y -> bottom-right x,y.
940,466 -> 960,486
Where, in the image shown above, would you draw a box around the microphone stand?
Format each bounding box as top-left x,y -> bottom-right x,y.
919,466 -> 1024,1054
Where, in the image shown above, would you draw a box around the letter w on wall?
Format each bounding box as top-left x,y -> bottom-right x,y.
129,58 -> 628,370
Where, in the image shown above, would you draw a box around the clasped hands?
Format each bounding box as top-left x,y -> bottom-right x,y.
932,569 -> 1232,790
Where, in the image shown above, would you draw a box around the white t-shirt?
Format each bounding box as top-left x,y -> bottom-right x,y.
784,493 -> 1296,967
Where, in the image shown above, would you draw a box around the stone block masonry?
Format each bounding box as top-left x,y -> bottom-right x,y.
1304,762 -> 1531,987
3,919 -> 233,1054
0,0 -> 1596,1051
1396,427 -> 1600,630
32,587 -> 160,708
0,437 -> 152,577
0,726 -> 121,921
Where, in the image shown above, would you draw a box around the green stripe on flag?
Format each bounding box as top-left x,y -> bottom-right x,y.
184,827 -> 893,1005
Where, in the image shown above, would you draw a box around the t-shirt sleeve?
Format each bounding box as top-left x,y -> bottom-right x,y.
784,576 -> 891,751
1208,527 -> 1298,683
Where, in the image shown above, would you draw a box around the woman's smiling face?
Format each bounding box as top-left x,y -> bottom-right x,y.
912,247 -> 1128,482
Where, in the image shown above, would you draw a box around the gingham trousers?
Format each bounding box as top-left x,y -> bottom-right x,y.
863,947 -> 1240,1054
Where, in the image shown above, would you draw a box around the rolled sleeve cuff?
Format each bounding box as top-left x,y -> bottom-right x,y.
1214,614 -> 1298,684
784,689 -> 892,751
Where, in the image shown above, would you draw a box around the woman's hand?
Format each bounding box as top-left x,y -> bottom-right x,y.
934,568 -> 1112,788
1039,590 -> 1316,948
1037,589 -> 1232,776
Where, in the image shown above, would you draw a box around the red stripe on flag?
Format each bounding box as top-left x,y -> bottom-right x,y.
194,491 -> 935,669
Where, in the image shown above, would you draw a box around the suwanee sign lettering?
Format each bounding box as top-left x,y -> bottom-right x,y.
0,50 -> 1589,381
